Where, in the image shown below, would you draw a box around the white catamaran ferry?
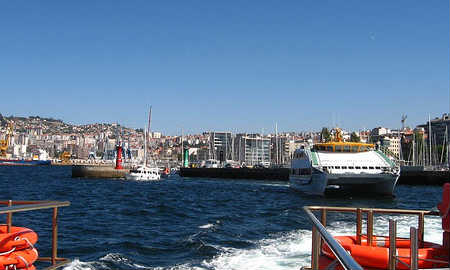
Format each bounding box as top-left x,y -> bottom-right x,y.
290,129 -> 400,196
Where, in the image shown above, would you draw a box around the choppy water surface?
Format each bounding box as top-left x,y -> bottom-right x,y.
0,166 -> 444,270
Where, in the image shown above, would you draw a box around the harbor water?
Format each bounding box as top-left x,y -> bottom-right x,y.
0,166 -> 444,270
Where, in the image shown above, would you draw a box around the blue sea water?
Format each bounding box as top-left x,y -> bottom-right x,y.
0,166 -> 444,270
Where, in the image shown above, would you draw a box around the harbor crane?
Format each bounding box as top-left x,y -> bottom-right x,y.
401,114 -> 407,130
0,122 -> 13,158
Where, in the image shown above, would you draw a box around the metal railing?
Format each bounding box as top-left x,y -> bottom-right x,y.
303,205 -> 446,270
0,200 -> 71,270
304,206 -> 363,270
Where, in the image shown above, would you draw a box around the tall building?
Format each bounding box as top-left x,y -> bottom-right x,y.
208,132 -> 233,161
234,134 -> 270,166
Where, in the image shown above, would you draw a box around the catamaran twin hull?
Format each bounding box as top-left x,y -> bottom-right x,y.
289,172 -> 399,196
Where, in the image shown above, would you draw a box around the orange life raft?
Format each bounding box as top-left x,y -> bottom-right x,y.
0,226 -> 39,270
0,226 -> 38,253
322,235 -> 449,269
0,247 -> 38,270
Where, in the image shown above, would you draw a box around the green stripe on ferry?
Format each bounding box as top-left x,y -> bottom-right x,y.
375,150 -> 395,167
309,150 -> 319,165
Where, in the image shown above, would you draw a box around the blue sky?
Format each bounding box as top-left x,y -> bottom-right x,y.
1,1 -> 448,135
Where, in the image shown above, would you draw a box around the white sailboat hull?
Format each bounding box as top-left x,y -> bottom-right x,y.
125,173 -> 160,181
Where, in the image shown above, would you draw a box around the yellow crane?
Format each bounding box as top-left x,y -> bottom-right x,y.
59,151 -> 71,163
0,123 -> 13,158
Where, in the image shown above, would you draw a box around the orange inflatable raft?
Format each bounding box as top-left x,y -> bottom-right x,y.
0,226 -> 38,270
322,235 -> 448,269
0,226 -> 38,253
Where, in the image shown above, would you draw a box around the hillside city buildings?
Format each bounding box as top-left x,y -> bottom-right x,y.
0,113 -> 449,167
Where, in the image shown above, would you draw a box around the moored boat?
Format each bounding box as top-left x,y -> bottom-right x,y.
0,159 -> 51,166
125,165 -> 161,180
290,128 -> 399,196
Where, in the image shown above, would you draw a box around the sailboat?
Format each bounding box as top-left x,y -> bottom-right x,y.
125,107 -> 161,181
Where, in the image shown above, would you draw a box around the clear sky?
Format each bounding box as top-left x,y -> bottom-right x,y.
1,1 -> 448,135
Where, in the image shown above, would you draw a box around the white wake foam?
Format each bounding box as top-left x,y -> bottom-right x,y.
62,215 -> 444,270
199,224 -> 215,229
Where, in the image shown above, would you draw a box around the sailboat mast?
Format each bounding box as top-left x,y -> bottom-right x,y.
441,126 -> 447,164
147,106 -> 152,148
422,133 -> 426,166
181,128 -> 184,167
428,114 -> 432,167
225,132 -> 228,162
144,125 -> 147,166
275,123 -> 278,165
412,132 -> 415,166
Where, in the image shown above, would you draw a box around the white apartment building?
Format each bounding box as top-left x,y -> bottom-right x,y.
234,134 -> 270,166
380,136 -> 401,159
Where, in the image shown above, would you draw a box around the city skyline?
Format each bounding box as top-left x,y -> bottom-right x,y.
1,1 -> 448,135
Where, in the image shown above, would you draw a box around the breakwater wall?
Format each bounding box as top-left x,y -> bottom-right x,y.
180,168 -> 289,181
180,168 -> 450,185
72,165 -> 129,178
398,170 -> 450,185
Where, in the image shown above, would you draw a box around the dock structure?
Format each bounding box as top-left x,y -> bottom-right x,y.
398,169 -> 450,185
179,168 -> 289,181
72,165 -> 129,178
70,164 -> 450,186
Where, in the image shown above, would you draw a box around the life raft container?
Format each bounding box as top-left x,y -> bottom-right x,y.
322,235 -> 449,269
0,226 -> 39,270
0,226 -> 38,253
0,246 -> 38,270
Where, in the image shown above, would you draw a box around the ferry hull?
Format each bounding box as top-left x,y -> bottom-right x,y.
0,159 -> 51,166
290,172 -> 399,196
289,173 -> 328,195
327,173 -> 399,195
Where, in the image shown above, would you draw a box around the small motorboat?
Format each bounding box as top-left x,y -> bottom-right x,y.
125,165 -> 161,181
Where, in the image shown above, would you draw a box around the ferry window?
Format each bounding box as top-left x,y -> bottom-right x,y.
351,146 -> 359,152
355,166 -> 361,169
349,166 -> 354,169
335,166 -> 341,169
342,166 -> 347,169
369,166 -> 374,169
296,169 -> 300,175
375,166 -> 381,169
326,146 -> 333,152
360,146 -> 367,151
362,166 -> 368,169
323,166 -> 327,170
344,146 -> 350,152
335,145 -> 342,152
